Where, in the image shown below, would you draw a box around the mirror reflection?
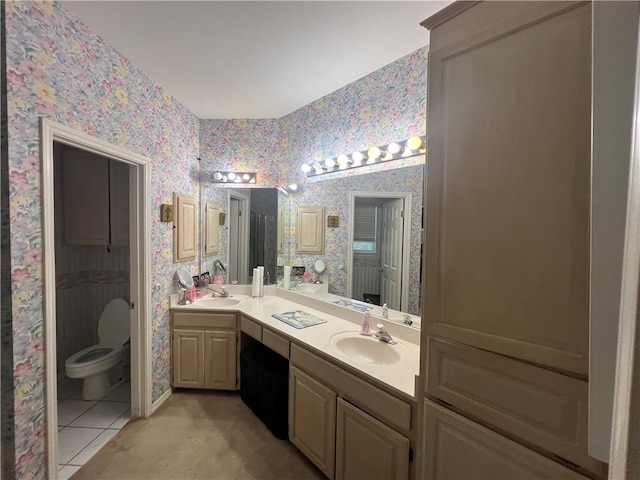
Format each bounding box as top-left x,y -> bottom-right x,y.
200,156 -> 424,329
281,157 -> 425,324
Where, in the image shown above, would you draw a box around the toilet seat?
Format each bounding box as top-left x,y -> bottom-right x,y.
66,343 -> 123,368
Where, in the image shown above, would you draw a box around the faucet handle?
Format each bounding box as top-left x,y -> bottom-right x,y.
376,323 -> 386,332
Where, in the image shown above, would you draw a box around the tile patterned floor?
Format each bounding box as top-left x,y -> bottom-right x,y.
57,378 -> 131,479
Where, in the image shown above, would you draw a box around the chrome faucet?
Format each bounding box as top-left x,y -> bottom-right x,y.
209,286 -> 230,298
374,323 -> 397,345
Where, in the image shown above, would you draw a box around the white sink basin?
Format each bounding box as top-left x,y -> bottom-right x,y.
329,332 -> 407,365
192,297 -> 242,308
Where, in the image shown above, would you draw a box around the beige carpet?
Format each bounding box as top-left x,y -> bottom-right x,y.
72,390 -> 325,480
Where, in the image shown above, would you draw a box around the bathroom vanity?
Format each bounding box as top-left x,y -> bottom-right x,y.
170,286 -> 420,479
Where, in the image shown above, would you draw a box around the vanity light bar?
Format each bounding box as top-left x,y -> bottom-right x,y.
212,171 -> 257,184
301,136 -> 426,177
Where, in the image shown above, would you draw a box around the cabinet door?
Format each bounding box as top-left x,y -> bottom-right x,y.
172,329 -> 204,388
295,206 -> 325,254
204,330 -> 237,390
289,366 -> 336,479
421,399 -> 589,480
109,159 -> 129,246
62,148 -> 109,245
336,398 -> 409,480
174,192 -> 197,262
203,199 -> 220,256
423,2 -> 591,374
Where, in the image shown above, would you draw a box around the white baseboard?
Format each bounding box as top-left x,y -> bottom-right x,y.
150,388 -> 172,414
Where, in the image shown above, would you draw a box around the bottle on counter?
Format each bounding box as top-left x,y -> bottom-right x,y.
382,303 -> 388,319
360,311 -> 372,335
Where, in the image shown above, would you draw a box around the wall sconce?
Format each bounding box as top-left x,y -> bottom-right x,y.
301,135 -> 426,177
212,171 -> 257,184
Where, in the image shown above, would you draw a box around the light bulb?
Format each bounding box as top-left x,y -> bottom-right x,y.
214,172 -> 223,181
407,135 -> 423,151
324,158 -> 336,168
382,151 -> 393,161
367,146 -> 381,160
301,164 -> 311,173
242,173 -> 251,181
337,154 -> 349,167
288,184 -> 298,191
227,172 -> 237,180
387,142 -> 401,154
352,151 -> 364,162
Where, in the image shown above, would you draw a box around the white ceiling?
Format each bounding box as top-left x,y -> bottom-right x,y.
61,1 -> 450,119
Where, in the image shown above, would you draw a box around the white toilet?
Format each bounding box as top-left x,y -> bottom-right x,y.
65,298 -> 130,400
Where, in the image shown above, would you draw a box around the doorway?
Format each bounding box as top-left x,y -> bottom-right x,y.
41,119 -> 151,476
347,192 -> 412,311
228,191 -> 249,284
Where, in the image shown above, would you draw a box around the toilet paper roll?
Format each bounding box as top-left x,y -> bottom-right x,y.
284,266 -> 291,290
252,268 -> 260,297
257,266 -> 264,297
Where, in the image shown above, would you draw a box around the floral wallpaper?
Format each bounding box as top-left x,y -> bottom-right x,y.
5,1 -> 199,476
3,0 -> 427,475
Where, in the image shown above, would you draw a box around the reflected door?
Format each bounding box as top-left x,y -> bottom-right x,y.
380,198 -> 404,310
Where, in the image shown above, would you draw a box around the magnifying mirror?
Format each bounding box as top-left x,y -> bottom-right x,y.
313,259 -> 326,275
175,269 -> 195,305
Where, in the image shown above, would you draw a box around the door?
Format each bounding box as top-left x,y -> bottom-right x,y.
380,198 -> 404,310
204,330 -> 236,390
172,329 -> 205,388
228,193 -> 249,284
336,398 -> 410,480
289,366 -> 336,479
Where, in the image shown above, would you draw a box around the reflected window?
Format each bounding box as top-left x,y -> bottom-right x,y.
353,199 -> 380,254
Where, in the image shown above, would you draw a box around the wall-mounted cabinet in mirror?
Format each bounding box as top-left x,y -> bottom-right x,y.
202,199 -> 220,256
295,206 -> 325,254
174,192 -> 197,263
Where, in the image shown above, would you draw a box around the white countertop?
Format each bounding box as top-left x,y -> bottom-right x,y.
170,286 -> 420,398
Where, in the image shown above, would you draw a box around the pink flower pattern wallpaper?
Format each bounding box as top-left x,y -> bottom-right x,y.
4,1 -> 426,476
5,2 -> 199,476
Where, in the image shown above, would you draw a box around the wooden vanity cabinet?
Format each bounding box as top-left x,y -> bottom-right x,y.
171,311 -> 238,390
336,398 -> 410,480
289,344 -> 412,480
289,366 -> 337,479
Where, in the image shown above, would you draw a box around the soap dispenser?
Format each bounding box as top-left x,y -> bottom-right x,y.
381,303 -> 389,319
360,311 -> 372,336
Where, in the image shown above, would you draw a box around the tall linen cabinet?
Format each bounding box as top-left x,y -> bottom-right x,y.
418,2 -> 604,478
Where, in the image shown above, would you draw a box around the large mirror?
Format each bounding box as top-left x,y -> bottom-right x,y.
200,157 -> 424,329
280,157 -> 425,326
200,186 -> 278,285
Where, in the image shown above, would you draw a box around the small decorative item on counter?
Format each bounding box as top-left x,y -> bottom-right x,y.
382,303 -> 389,319
360,311 -> 372,335
302,271 -> 311,283
187,285 -> 197,302
201,272 -> 210,285
213,275 -> 224,284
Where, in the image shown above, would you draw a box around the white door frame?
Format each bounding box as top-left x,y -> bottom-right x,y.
228,191 -> 249,284
41,118 -> 152,477
347,191 -> 411,311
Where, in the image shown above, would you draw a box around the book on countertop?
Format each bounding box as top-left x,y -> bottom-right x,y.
272,310 -> 327,329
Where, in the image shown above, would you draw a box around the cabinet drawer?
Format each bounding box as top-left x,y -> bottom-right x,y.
290,344 -> 411,433
426,338 -> 602,474
240,316 -> 262,341
173,312 -> 236,329
422,399 -> 589,480
263,328 -> 290,358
